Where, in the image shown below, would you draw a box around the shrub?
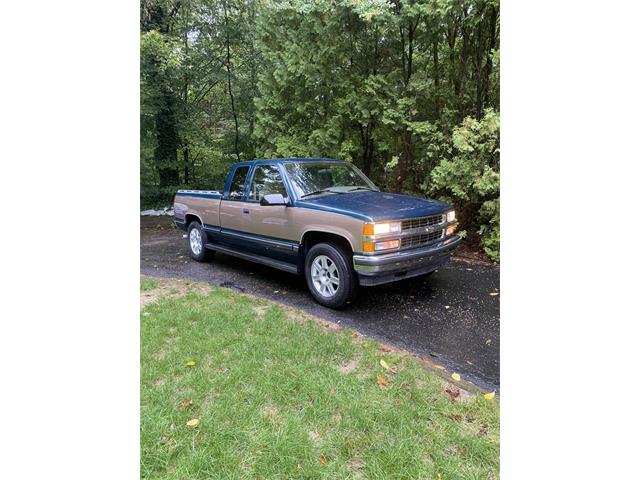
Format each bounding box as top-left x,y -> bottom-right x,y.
430,109 -> 500,261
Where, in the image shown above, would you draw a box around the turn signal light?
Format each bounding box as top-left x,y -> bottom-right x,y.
363,241 -> 375,253
446,224 -> 457,236
374,239 -> 400,251
363,223 -> 375,235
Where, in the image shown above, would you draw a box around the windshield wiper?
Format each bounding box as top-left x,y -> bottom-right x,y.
347,186 -> 377,192
300,188 -> 344,199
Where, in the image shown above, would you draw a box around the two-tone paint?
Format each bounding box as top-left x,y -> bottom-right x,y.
174,158 -> 461,286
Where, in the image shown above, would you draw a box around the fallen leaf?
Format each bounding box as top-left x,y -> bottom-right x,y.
430,352 -> 441,358
320,455 -> 327,465
182,399 -> 193,409
387,367 -> 397,375
379,359 -> 390,370
445,385 -> 460,402
401,382 -> 411,391
433,364 -> 446,370
449,414 -> 462,422
273,290 -> 280,294
186,418 -> 199,428
376,375 -> 389,386
445,305 -> 451,309
489,292 -> 499,296
486,339 -> 492,345
465,360 -> 474,366
483,391 -> 496,400
451,373 -> 461,381
185,360 -> 196,367
380,346 -> 392,352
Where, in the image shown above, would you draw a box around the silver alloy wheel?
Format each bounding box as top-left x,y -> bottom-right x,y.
189,227 -> 203,255
311,254 -> 340,297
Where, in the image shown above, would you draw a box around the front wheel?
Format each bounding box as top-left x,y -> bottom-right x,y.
304,243 -> 356,309
187,222 -> 214,262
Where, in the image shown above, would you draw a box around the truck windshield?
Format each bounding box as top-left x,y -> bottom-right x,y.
284,162 -> 378,199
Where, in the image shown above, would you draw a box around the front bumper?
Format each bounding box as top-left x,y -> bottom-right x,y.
353,235 -> 461,286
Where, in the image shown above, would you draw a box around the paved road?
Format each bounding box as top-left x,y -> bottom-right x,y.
141,217 -> 500,392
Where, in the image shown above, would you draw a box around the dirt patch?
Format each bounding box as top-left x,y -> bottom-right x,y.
308,430 -> 321,444
253,305 -> 270,318
338,355 -> 360,374
282,304 -> 342,332
262,404 -> 278,418
154,349 -> 167,361
140,276 -> 210,308
444,382 -> 472,402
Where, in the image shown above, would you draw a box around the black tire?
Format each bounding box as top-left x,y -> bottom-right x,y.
187,221 -> 214,262
304,242 -> 356,309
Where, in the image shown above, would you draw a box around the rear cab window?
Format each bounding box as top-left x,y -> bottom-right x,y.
226,166 -> 250,200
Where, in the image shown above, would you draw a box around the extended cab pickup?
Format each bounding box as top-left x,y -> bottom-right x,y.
173,158 -> 460,308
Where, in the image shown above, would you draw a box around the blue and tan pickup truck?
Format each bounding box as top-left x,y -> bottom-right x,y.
173,158 -> 460,308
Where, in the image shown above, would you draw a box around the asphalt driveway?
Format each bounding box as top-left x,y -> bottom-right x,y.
141,216 -> 500,392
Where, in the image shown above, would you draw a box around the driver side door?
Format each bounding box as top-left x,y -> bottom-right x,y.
243,164 -> 297,262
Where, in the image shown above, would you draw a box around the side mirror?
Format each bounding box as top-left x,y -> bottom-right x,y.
260,193 -> 288,206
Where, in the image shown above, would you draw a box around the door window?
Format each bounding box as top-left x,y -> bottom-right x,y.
249,165 -> 288,201
227,166 -> 250,200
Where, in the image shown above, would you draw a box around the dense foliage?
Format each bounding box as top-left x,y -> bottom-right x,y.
141,0 -> 500,260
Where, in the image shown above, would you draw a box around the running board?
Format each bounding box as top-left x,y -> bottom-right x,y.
205,243 -> 298,274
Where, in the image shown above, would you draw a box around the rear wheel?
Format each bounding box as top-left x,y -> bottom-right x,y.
187,221 -> 214,262
305,243 -> 356,309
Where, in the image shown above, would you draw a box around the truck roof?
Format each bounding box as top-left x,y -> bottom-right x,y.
229,157 -> 347,168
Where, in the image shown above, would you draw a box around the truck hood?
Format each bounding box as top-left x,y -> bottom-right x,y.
297,191 -> 451,222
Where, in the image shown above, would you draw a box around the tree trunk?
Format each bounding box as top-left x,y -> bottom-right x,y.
154,91 -> 180,187
433,34 -> 440,119
183,145 -> 190,184
395,17 -> 418,192
223,0 -> 240,161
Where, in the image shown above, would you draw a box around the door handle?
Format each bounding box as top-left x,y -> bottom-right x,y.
243,208 -> 250,214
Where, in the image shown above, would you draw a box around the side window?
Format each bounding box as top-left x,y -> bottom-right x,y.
227,166 -> 250,200
249,165 -> 288,201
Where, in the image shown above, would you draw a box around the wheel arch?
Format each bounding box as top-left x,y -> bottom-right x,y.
298,230 -> 354,274
185,213 -> 204,227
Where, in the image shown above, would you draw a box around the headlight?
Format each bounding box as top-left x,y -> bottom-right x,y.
446,210 -> 456,222
364,222 -> 402,235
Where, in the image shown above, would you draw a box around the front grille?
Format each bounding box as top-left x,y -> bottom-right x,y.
400,229 -> 445,248
401,214 -> 444,231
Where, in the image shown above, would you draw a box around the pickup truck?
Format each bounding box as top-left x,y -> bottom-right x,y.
173,158 -> 460,308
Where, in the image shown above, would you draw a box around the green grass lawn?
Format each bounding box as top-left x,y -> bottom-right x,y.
141,278 -> 499,479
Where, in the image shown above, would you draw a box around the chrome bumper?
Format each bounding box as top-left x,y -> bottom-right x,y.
353,235 -> 461,286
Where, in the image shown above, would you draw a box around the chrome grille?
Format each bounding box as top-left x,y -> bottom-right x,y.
400,229 -> 445,248
401,214 -> 444,231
